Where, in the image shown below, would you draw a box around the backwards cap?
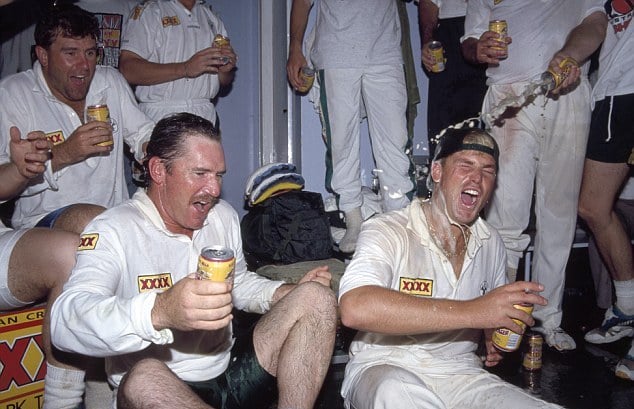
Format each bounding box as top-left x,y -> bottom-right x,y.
427,118 -> 499,192
431,118 -> 499,165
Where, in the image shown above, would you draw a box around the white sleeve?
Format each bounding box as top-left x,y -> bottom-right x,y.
50,218 -> 172,357
461,0 -> 490,43
121,2 -> 159,60
338,218 -> 399,301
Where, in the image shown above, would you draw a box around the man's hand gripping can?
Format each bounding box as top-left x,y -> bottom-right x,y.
492,303 -> 534,352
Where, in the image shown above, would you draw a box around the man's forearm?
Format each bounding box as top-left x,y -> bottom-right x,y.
418,0 -> 439,45
558,11 -> 607,63
0,162 -> 28,200
119,51 -> 187,86
218,70 -> 235,89
289,0 -> 312,55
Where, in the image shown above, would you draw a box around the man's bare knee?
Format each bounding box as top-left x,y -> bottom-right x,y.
118,359 -> 170,409
294,281 -> 338,320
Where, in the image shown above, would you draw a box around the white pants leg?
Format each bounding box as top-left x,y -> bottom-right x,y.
344,364 -> 562,409
433,370 -> 563,409
362,65 -> 413,211
484,80 -> 592,328
319,69 -> 364,212
344,364 -> 445,409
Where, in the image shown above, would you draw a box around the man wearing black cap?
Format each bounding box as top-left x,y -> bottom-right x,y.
338,124 -> 561,408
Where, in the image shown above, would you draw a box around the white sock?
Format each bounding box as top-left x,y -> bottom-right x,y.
614,279 -> 634,315
43,363 -> 85,409
339,207 -> 363,253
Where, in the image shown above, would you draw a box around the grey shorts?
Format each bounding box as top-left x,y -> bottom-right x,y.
0,228 -> 31,310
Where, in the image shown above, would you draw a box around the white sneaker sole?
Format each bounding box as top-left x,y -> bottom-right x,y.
584,326 -> 634,344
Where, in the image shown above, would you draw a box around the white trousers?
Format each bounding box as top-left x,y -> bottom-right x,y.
344,364 -> 562,409
318,65 -> 413,212
483,80 -> 592,329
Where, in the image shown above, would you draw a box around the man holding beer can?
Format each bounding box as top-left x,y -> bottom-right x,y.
419,0 -> 488,157
119,0 -> 237,125
51,113 -> 337,409
461,0 -> 607,351
0,5 -> 154,234
338,123 -> 560,408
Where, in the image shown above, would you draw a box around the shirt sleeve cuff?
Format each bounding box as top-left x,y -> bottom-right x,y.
134,291 -> 174,345
42,158 -> 59,191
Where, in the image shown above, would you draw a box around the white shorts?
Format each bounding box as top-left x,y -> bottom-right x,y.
0,228 -> 31,310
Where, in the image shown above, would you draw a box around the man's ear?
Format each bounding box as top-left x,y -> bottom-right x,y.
35,46 -> 48,68
430,161 -> 442,184
148,157 -> 165,185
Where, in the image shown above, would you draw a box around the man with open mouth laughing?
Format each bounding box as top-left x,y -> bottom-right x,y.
0,4 -> 154,234
338,122 -> 561,409
51,113 -> 338,409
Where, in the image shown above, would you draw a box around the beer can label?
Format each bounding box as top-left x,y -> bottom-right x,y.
86,104 -> 113,146
429,41 -> 445,73
489,20 -> 508,55
197,246 -> 235,282
547,56 -> 579,89
297,66 -> 315,93
492,304 -> 534,352
522,333 -> 543,371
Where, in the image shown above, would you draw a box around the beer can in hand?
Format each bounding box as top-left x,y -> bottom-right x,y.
429,41 -> 445,73
296,66 -> 315,93
213,34 -> 230,48
86,104 -> 113,146
492,303 -> 534,352
197,246 -> 235,282
489,20 -> 508,59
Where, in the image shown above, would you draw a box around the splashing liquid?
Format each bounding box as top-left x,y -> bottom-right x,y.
483,57 -> 578,128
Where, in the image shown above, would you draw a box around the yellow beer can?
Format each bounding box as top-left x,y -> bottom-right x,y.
489,20 -> 508,58
86,104 -> 113,146
197,246 -> 235,282
429,41 -> 445,73
492,303 -> 534,352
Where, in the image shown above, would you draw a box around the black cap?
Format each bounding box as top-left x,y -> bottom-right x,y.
427,118 -> 499,192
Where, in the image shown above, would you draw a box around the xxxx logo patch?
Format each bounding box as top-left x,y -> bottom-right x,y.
399,278 -> 433,296
138,273 -> 173,292
78,233 -> 99,250
162,15 -> 181,27
131,3 -> 148,20
46,130 -> 65,145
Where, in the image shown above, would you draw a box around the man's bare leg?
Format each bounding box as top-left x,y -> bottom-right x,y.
53,204 -> 106,234
579,160 -> 633,282
117,358 -> 213,409
253,281 -> 337,409
8,228 -> 85,408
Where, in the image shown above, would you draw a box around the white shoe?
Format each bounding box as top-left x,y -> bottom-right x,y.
584,306 -> 634,345
535,327 -> 576,351
615,355 -> 634,381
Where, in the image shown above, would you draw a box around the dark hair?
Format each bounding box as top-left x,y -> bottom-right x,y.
34,4 -> 100,49
144,113 -> 221,185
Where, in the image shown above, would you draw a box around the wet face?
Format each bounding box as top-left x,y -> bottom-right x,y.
36,34 -> 98,110
150,135 -> 225,237
431,150 -> 496,225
